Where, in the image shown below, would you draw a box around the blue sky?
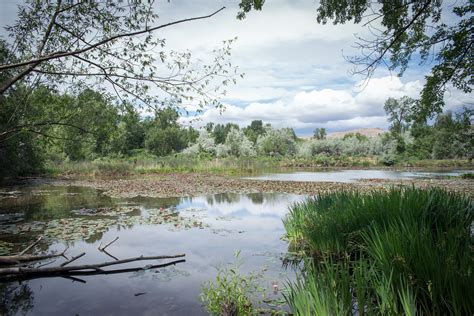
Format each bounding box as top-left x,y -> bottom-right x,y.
1,0 -> 471,136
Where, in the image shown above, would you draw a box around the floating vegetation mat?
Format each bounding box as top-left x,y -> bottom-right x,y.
0,240 -> 14,255
0,213 -> 24,225
71,206 -> 139,216
1,206 -> 209,243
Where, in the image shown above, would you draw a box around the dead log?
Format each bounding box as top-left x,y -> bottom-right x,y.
0,254 -> 185,278
0,258 -> 186,282
0,248 -> 68,266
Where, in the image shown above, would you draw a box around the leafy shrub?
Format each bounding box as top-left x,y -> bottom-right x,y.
224,128 -> 256,157
182,130 -> 216,156
256,128 -> 296,156
297,136 -> 383,158
200,251 -> 264,315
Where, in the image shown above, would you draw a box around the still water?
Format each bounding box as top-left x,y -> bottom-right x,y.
0,184 -> 304,315
246,169 -> 471,183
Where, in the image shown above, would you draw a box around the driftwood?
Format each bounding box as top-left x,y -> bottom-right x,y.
0,236 -> 186,282
98,237 -> 119,252
0,258 -> 186,282
0,245 -> 68,266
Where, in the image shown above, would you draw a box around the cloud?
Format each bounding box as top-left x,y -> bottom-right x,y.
184,76 -> 471,134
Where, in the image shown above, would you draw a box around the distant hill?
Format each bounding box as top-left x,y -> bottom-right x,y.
327,128 -> 386,139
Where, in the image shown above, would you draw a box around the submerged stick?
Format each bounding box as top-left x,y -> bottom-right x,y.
98,237 -> 119,252
19,236 -> 43,255
0,248 -> 67,266
61,252 -> 86,267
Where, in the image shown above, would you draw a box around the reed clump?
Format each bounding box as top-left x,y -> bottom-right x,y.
283,187 -> 473,315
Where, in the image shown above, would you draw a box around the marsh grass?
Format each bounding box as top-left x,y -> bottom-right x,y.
46,155 -> 472,178
284,188 -> 473,315
47,156 -> 282,177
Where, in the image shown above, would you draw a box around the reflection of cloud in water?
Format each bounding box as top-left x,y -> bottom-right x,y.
0,189 -> 303,315
182,193 -> 305,218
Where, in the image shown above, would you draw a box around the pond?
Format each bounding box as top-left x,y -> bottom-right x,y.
0,184 -> 305,315
245,169 -> 472,183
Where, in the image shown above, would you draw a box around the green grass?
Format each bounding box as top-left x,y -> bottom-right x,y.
45,154 -> 473,178
46,156 -> 280,177
283,187 -> 474,315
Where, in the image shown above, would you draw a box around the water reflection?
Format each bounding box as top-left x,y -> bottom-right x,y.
246,169 -> 472,183
0,283 -> 35,315
0,184 -> 305,315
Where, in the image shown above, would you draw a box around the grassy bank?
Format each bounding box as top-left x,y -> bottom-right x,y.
283,188 -> 473,314
45,155 -> 473,178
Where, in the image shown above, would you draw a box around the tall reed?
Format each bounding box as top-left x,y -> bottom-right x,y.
283,187 -> 473,314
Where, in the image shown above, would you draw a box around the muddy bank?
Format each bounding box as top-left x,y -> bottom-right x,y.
50,173 -> 474,198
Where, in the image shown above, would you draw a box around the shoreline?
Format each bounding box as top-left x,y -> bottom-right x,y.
45,172 -> 474,199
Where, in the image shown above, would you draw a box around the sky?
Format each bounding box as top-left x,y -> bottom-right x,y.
1,0 -> 472,136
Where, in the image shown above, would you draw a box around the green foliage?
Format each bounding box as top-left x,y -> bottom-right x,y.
244,120 -> 266,144
384,96 -> 415,134
1,1 -> 240,110
283,188 -> 474,315
313,127 -> 326,140
461,173 -> 474,179
212,123 -> 240,144
256,128 -> 296,156
111,105 -> 145,155
223,128 -> 256,157
298,135 -> 382,158
342,132 -> 367,142
200,251 -> 264,315
144,107 -> 192,157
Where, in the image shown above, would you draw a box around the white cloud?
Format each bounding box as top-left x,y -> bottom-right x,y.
185,76 -> 471,133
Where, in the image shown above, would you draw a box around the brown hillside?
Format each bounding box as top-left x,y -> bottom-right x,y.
327,128 -> 386,139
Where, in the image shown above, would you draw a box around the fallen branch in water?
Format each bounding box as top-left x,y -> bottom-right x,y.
0,247 -> 68,266
0,254 -> 186,282
5,258 -> 186,282
98,237 -> 119,252
60,252 -> 86,267
19,236 -> 43,255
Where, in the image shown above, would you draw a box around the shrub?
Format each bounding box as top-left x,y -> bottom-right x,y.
256,128 -> 296,156
200,251 -> 264,315
224,128 -> 256,157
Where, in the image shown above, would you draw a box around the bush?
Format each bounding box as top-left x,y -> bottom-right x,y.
200,251 -> 264,315
256,128 -> 296,156
297,136 -> 384,158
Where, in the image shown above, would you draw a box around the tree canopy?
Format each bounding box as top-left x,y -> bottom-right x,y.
0,1 -> 239,111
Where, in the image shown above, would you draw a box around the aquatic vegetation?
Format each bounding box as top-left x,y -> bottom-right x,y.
283,187 -> 474,314
0,241 -> 14,255
71,206 -> 139,217
7,207 -> 208,243
200,251 -> 267,316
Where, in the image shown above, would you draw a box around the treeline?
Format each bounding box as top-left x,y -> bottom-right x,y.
0,86 -> 197,178
1,86 -> 472,179
181,106 -> 473,166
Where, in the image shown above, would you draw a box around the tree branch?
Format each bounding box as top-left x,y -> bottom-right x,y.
0,6 -> 226,76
